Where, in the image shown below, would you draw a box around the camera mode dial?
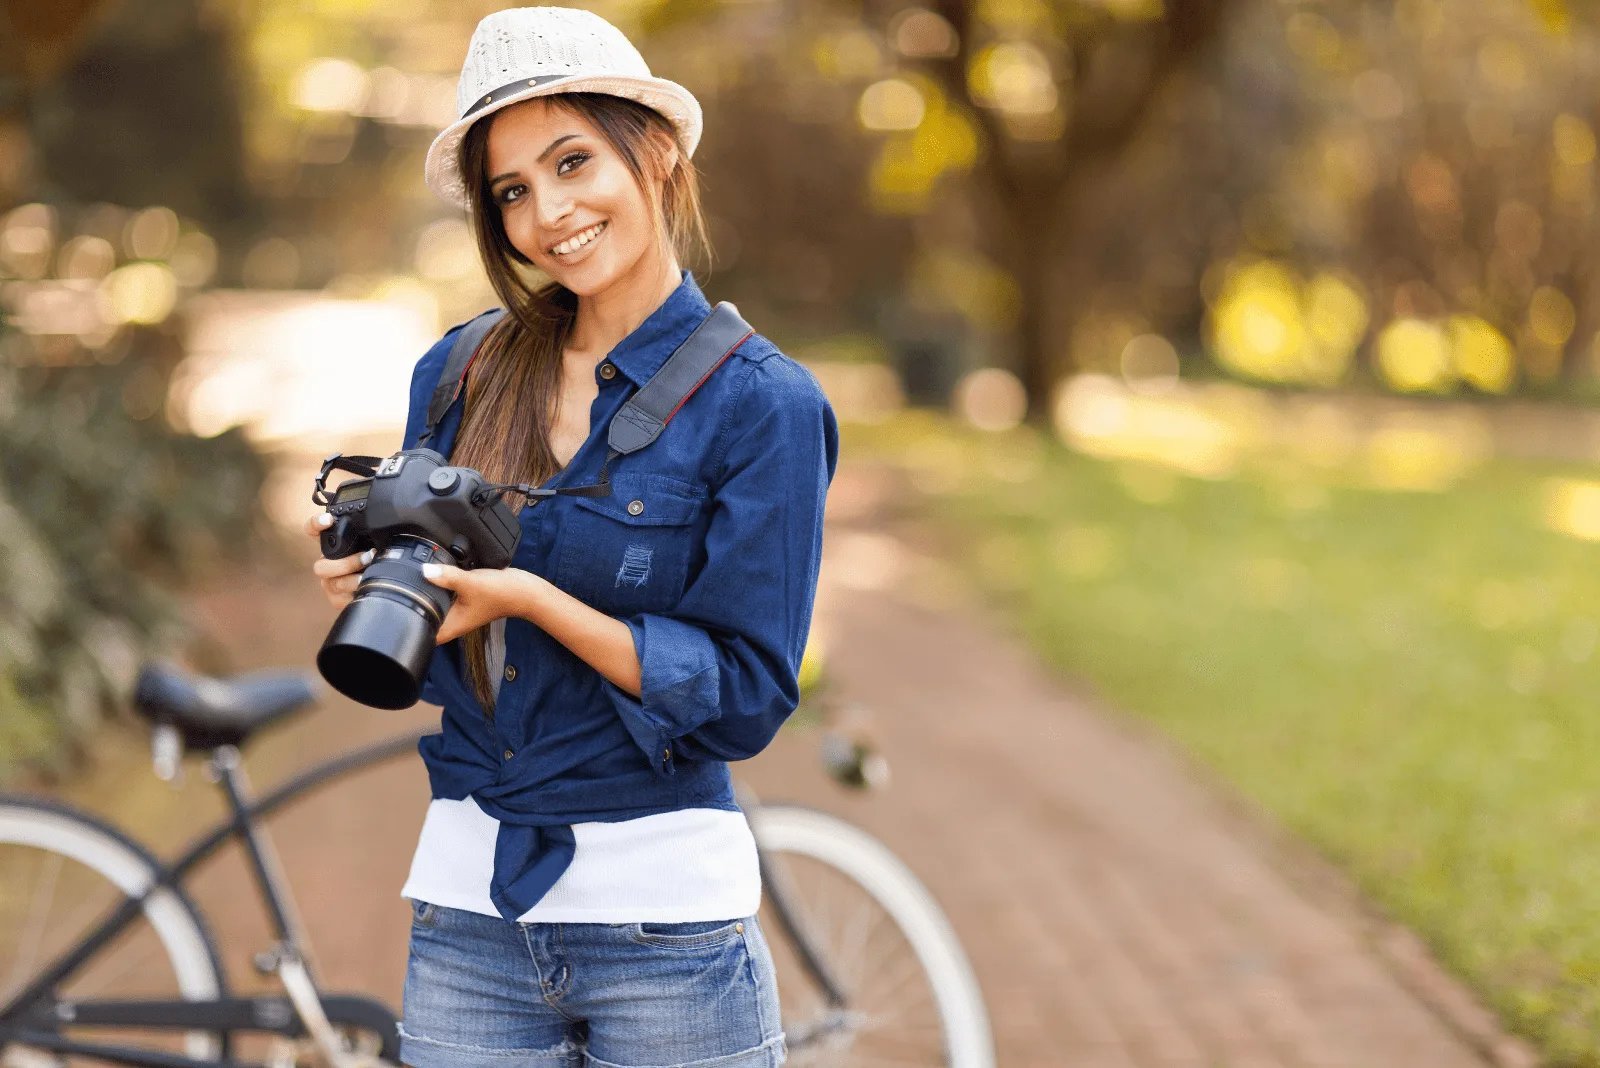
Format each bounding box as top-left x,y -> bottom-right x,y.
427,468 -> 460,495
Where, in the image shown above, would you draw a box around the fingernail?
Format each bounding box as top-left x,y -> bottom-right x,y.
318,513 -> 333,528
361,549 -> 376,565
422,563 -> 440,579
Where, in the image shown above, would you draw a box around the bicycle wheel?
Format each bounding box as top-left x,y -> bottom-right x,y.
0,795 -> 226,1067
748,805 -> 994,1068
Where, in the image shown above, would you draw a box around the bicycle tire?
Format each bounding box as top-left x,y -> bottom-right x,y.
748,804 -> 994,1068
0,794 -> 226,1064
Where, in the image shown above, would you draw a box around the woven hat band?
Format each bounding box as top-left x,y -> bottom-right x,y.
463,74 -> 574,120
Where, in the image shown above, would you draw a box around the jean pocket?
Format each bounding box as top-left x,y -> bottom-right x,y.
630,917 -> 745,949
408,898 -> 440,928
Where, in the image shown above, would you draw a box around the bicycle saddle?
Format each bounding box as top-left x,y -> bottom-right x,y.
132,662 -> 319,751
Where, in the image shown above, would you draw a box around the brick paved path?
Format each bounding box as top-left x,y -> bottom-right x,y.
75,458 -> 1529,1068
743,462 -> 1530,1068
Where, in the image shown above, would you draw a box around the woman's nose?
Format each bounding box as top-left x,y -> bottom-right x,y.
534,187 -> 574,231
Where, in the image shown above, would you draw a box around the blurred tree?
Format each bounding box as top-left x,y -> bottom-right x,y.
0,0 -> 112,205
26,0 -> 253,239
890,0 -> 1235,420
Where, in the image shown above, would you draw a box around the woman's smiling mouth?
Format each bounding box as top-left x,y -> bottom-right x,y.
549,221 -> 608,257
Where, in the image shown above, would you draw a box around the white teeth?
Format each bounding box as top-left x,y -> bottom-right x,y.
551,222 -> 606,256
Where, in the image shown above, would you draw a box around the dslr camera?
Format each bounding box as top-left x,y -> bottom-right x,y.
312,448 -> 520,709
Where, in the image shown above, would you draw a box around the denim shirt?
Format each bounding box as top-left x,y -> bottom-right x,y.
398,272 -> 839,919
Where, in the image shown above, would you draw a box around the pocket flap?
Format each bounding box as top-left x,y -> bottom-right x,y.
571,472 -> 703,526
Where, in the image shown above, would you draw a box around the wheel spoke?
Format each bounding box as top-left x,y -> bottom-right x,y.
838,892 -> 881,992
76,925 -> 171,998
6,850 -> 63,995
754,807 -> 993,1068
862,949 -> 937,1019
0,801 -> 224,1064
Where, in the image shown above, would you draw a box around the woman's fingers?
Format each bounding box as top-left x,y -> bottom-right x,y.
420,562 -> 460,588
312,548 -> 375,579
307,516 -> 366,609
320,571 -> 363,608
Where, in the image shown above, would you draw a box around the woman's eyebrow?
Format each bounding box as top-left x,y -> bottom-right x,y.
537,133 -> 581,162
488,134 -> 583,186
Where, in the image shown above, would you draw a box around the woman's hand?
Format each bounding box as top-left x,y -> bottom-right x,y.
422,562 -> 541,644
304,513 -> 374,610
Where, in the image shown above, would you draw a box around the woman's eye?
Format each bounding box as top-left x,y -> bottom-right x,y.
556,151 -> 590,177
497,184 -> 526,205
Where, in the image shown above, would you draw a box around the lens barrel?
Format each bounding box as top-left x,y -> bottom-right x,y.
316,538 -> 454,709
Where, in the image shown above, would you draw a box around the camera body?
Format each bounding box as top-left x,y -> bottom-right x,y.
314,448 -> 521,710
321,448 -> 519,569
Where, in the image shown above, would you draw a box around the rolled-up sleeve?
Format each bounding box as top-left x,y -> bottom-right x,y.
602,355 -> 839,771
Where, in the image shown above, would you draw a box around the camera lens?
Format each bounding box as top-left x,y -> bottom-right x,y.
316,538 -> 454,709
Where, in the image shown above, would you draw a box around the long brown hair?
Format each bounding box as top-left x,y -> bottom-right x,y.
451,92 -> 711,715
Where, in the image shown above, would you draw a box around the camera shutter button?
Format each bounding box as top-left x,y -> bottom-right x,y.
427,468 -> 460,495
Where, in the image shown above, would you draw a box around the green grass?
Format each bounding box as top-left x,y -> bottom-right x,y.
847,412 -> 1600,1065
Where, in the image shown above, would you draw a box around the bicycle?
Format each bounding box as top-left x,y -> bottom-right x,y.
0,662 -> 994,1068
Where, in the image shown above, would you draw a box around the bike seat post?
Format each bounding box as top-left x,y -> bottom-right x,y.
150,723 -> 183,785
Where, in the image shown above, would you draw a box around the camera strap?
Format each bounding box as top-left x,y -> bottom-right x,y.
418,302 -> 753,498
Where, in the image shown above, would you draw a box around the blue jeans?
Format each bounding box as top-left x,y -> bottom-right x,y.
398,901 -> 786,1068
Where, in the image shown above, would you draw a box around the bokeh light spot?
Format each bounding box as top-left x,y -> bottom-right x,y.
1447,315 -> 1514,394
100,262 -> 178,325
858,78 -> 926,131
953,367 -> 1026,431
1376,318 -> 1450,393
1528,286 -> 1576,347
1120,334 -> 1180,393
294,57 -> 367,113
124,207 -> 179,261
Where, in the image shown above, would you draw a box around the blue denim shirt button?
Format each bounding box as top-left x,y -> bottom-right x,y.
503,664 -> 517,683
503,748 -> 514,760
627,499 -> 644,516
599,362 -> 617,380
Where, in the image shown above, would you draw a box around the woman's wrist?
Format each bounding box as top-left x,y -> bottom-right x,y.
503,567 -> 554,624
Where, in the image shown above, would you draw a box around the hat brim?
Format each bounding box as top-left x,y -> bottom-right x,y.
424,73 -> 703,209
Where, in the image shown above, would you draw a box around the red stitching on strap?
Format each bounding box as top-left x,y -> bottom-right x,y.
663,330 -> 752,426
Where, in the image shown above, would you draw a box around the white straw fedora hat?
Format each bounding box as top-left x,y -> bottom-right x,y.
425,6 -> 703,209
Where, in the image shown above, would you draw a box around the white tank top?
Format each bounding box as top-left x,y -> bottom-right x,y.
400,619 -> 762,922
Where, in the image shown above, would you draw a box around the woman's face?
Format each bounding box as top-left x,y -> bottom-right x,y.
484,98 -> 671,299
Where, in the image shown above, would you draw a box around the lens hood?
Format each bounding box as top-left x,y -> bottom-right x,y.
317,589 -> 439,710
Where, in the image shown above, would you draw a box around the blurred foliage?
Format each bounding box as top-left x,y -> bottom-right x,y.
0,202 -> 268,783
16,0 -> 1600,417
2,1 -> 252,237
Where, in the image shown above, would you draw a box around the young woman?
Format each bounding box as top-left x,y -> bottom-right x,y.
305,8 -> 836,1067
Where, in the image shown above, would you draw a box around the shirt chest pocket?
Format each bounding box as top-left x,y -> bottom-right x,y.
552,472 -> 705,616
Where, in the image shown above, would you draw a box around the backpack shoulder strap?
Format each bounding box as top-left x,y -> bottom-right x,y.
607,301 -> 752,456
418,308 -> 506,448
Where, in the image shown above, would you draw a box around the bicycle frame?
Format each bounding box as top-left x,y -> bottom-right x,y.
0,729 -> 429,1068
1,730 -> 852,1068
